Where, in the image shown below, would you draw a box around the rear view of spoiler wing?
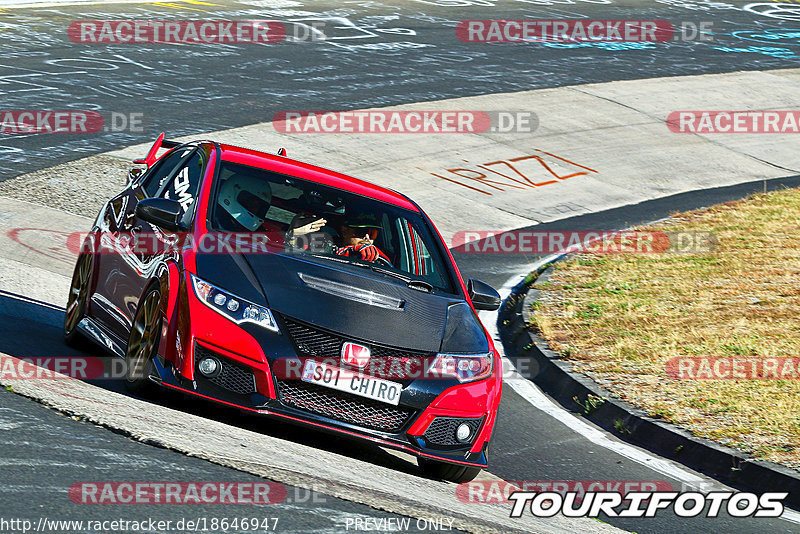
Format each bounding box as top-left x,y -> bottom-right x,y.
133,132 -> 183,168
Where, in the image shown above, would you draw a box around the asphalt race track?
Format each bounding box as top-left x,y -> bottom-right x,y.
1,0 -> 800,533
2,0 -> 800,180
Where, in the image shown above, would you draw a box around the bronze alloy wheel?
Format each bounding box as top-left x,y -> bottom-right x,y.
125,286 -> 161,394
64,253 -> 92,347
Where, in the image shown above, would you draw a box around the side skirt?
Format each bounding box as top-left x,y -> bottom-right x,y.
76,317 -> 126,359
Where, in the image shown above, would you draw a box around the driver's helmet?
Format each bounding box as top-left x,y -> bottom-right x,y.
218,174 -> 272,231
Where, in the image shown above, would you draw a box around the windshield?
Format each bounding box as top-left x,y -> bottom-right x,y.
209,161 -> 456,293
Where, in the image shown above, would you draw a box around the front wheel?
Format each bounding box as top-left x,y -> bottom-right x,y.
64,253 -> 93,348
418,458 -> 482,483
124,286 -> 162,396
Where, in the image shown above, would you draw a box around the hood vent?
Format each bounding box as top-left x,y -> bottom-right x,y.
298,273 -> 405,311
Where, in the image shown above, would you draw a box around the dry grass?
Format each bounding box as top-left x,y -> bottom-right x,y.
530,187 -> 800,467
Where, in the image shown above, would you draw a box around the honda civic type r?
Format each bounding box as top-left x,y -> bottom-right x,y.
64,134 -> 503,482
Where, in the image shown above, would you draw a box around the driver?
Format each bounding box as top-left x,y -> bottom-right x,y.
217,173 -> 274,232
335,214 -> 390,264
216,174 -> 287,248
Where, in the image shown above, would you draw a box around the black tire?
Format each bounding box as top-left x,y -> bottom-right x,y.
418,457 -> 482,483
64,253 -> 93,349
124,286 -> 162,396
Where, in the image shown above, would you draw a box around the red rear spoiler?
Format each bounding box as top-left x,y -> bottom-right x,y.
133,132 -> 182,168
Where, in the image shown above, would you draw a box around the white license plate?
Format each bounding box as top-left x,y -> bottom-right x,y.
301,360 -> 402,406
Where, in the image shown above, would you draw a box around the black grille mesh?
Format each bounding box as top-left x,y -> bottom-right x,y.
195,344 -> 256,395
423,417 -> 483,446
281,316 -> 434,375
276,379 -> 414,433
283,318 -> 342,359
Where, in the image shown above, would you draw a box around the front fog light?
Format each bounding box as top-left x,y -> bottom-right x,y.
456,423 -> 472,443
198,357 -> 220,377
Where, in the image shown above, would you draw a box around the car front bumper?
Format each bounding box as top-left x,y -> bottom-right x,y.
157,274 -> 502,467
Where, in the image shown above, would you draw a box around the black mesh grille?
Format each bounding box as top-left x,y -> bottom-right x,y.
195,344 -> 256,395
281,316 -> 434,378
423,417 -> 483,446
276,379 -> 414,433
283,318 -> 342,359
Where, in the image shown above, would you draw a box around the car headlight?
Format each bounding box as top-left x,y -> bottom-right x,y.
427,352 -> 493,383
190,274 -> 280,334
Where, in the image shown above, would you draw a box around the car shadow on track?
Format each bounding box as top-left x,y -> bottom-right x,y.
0,290 -> 427,479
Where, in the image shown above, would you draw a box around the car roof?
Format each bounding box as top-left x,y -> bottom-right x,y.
216,143 -> 419,212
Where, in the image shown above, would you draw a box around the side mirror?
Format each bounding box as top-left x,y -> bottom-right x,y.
135,198 -> 185,232
468,279 -> 501,311
127,167 -> 143,186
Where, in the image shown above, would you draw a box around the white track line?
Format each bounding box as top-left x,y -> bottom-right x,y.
479,256 -> 800,524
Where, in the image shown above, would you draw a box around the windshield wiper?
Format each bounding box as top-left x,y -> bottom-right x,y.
368,265 -> 434,293
368,264 -> 410,282
306,254 -> 434,292
406,279 -> 434,293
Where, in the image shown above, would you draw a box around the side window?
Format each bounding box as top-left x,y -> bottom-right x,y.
412,228 -> 433,277
395,218 -> 446,288
141,147 -> 194,197
157,151 -> 204,220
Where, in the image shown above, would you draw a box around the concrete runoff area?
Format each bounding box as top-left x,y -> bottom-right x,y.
2,69 -> 800,531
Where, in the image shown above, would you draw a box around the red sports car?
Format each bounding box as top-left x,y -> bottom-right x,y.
64,134 -> 503,482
